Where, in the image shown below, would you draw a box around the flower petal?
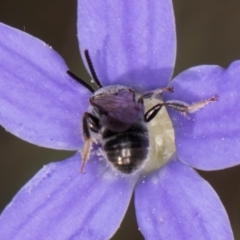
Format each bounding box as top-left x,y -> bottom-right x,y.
0,23 -> 90,150
0,152 -> 138,240
134,157 -> 233,240
163,61 -> 240,170
78,0 -> 176,91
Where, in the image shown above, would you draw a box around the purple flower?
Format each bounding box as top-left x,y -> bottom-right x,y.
0,0 -> 238,239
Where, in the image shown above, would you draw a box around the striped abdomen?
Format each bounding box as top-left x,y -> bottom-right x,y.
102,122 -> 149,173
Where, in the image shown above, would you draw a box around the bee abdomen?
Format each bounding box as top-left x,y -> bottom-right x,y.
105,148 -> 148,173
102,124 -> 149,173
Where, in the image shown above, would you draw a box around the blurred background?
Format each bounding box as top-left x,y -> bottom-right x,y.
0,0 -> 240,239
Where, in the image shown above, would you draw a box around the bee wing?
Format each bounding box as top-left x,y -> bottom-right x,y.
92,89 -> 143,124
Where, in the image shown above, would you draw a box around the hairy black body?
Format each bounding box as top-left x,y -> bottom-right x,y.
102,122 -> 149,173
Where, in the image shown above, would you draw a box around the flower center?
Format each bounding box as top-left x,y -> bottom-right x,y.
90,86 -> 176,176
142,98 -> 175,174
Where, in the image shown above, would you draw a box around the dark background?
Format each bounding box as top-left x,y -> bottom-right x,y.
0,1 -> 240,239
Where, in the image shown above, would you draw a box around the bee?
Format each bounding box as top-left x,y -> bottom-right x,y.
67,50 -> 217,174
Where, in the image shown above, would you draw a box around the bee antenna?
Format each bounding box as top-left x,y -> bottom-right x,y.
84,49 -> 102,89
67,70 -> 95,93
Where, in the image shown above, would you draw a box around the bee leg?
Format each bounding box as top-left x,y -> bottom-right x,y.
144,103 -> 164,122
164,95 -> 218,117
139,87 -> 174,102
81,112 -> 101,173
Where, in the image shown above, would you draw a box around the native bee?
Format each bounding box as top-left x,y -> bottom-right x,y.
67,50 -> 217,174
